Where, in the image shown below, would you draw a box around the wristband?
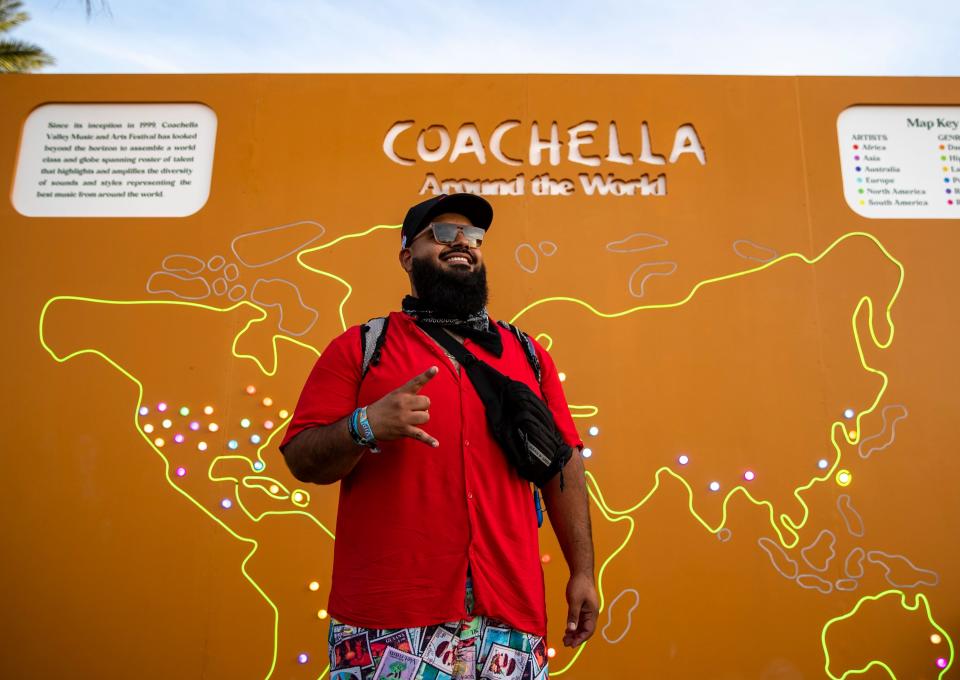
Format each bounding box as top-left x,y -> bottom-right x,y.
347,408 -> 365,446
357,406 -> 380,453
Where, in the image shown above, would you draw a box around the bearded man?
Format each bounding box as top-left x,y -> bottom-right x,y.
280,193 -> 597,680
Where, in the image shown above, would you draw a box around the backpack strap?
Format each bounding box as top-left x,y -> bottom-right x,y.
360,316 -> 390,379
497,320 -> 542,384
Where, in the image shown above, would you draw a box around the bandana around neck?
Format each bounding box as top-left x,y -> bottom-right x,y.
402,295 -> 503,357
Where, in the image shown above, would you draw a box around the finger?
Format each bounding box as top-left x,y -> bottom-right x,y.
400,366 -> 438,394
407,395 -> 431,411
407,410 -> 430,425
405,426 -> 439,448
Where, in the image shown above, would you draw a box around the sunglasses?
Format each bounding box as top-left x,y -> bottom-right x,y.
413,222 -> 486,248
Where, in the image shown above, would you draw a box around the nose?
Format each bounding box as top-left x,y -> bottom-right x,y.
451,228 -> 472,247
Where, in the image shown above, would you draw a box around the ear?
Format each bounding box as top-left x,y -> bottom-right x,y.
399,247 -> 413,273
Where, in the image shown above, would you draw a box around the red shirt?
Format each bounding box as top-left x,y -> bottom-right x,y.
280,311 -> 581,637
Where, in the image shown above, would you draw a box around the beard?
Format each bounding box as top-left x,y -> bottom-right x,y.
410,254 -> 489,318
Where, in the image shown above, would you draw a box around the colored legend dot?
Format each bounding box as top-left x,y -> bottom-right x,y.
144,424 -> 155,434
162,418 -> 172,429
836,469 -> 852,487
279,409 -> 290,419
946,178 -> 951,183
253,461 -> 264,471
854,155 -> 860,160
858,188 -> 864,194
189,421 -> 200,431
203,405 -> 214,415
709,481 -> 720,492
744,470 -> 755,481
558,372 -> 566,382
931,633 -> 942,644
227,440 -> 239,450
678,454 -> 689,465
950,200 -> 955,205
941,144 -> 946,150
855,166 -> 861,172
245,385 -> 257,395
581,448 -> 593,458
818,458 -> 829,469
843,408 -> 855,419
240,418 -> 251,428
154,437 -> 165,447
857,177 -> 863,183
588,426 -> 600,436
179,406 -> 190,416
262,397 -> 274,407
139,406 -> 149,416
208,423 -> 219,432
859,200 -> 865,205
945,166 -> 950,172
174,434 -> 185,444
175,466 -> 186,477
942,155 -> 948,161
852,144 -> 859,149
197,442 -> 208,451
308,581 -> 320,591
317,609 -> 328,619
221,499 -> 233,509
297,653 -> 309,665
157,402 -> 167,412
948,189 -> 953,194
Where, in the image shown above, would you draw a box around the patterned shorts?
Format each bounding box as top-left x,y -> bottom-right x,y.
328,576 -> 549,680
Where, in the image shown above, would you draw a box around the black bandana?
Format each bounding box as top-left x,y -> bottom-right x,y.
402,295 -> 503,357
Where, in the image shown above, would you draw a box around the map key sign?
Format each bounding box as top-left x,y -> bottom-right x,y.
1,74 -> 958,680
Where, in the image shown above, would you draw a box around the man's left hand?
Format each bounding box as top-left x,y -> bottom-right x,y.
563,571 -> 599,647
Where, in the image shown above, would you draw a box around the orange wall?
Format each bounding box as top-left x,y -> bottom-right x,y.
1,74 -> 958,679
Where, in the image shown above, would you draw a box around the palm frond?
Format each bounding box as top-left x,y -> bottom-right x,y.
0,0 -> 29,33
0,38 -> 55,72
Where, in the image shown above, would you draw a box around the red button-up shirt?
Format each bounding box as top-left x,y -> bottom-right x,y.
280,312 -> 581,637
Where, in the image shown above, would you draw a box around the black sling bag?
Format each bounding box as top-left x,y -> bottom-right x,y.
416,321 -> 573,490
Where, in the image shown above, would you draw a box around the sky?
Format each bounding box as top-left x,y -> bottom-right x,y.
9,0 -> 960,75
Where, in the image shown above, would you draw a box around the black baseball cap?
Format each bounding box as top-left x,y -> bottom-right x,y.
400,193 -> 493,247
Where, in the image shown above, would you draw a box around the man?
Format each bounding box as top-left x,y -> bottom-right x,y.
280,193 -> 597,680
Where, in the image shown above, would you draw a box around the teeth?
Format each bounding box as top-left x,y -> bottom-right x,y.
447,256 -> 469,264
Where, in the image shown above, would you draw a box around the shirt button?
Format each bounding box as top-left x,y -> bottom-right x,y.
465,440 -> 470,447
467,492 -> 474,500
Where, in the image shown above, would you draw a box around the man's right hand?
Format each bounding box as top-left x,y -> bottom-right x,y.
364,366 -> 439,447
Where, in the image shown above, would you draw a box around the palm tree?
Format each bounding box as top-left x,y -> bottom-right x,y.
0,0 -> 54,72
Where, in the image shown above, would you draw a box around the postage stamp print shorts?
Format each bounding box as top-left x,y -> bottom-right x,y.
328,575 -> 549,680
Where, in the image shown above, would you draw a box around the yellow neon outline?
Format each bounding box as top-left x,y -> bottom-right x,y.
820,590 -> 953,680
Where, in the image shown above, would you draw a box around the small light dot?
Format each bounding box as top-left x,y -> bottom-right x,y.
709,481 -> 721,492
581,448 -> 593,458
843,408 -> 855,419
240,418 -> 251,428
937,658 -> 947,669
297,653 -> 308,665
208,423 -> 219,432
818,459 -> 829,470
174,434 -> 185,444
744,470 -> 755,481
264,420 -> 275,430
279,409 -> 290,419
189,421 -> 200,431
175,466 -> 186,477
220,499 -> 232,509
317,609 -> 328,620
245,385 -> 257,395
292,492 -> 304,503
250,434 -> 262,444
262,397 -> 274,407
558,372 -> 566,382
138,406 -> 149,416
203,405 -> 214,415
308,580 -> 320,591
547,647 -> 556,659
157,402 -> 168,412
678,454 -> 689,465
588,426 -> 600,436
154,437 -> 165,447
541,554 -> 551,563
179,406 -> 190,417
253,461 -> 264,471
143,423 -> 155,434
228,440 -> 239,450
269,484 -> 280,494
931,633 -> 942,644
836,469 -> 852,487
162,419 -> 173,429
197,441 -> 208,451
